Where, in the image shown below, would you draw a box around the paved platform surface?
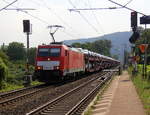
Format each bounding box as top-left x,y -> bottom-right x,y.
92,71 -> 146,115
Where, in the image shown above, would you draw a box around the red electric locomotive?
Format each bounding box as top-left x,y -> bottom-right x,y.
35,42 -> 85,82
34,42 -> 120,83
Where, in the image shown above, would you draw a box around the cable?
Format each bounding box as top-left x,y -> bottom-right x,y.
69,7 -> 123,11
29,0 -> 80,39
108,0 -> 146,16
123,0 -> 134,7
2,0 -> 50,25
86,0 -> 108,40
68,0 -> 76,9
29,0 -> 44,7
1,0 -> 79,42
40,0 -> 82,38
62,30 -> 78,39
68,0 -> 100,34
79,13 -> 99,33
42,0 -> 71,29
23,11 -> 49,25
87,0 -> 105,34
0,0 -> 18,11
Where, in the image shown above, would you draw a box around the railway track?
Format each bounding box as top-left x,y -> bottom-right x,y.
66,71 -> 116,115
26,71 -> 116,115
0,72 -> 105,111
0,84 -> 54,108
0,84 -> 46,101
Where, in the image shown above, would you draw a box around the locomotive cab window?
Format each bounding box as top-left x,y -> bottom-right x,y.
38,48 -> 49,57
50,48 -> 60,57
38,48 -> 60,57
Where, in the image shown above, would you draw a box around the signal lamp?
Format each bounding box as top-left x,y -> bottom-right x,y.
129,32 -> 140,44
23,20 -> 30,33
131,11 -> 137,28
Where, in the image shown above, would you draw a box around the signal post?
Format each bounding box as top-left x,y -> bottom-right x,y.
23,20 -> 32,86
140,15 -> 150,78
129,12 -> 150,77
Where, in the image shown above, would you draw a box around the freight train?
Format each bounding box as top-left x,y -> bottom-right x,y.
34,42 -> 120,82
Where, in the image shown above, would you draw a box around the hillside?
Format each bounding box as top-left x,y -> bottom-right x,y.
63,31 -> 132,62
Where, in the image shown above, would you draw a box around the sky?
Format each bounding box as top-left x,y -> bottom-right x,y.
0,0 -> 149,47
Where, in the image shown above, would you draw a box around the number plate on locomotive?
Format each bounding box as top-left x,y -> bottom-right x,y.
43,66 -> 53,70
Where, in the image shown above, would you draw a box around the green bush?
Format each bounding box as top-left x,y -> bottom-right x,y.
0,50 -> 9,65
0,57 -> 8,89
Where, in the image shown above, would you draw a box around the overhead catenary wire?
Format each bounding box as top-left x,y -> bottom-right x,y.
68,0 -> 123,12
68,0 -> 100,34
28,0 -> 81,39
0,0 -> 18,11
41,0 -> 82,38
62,30 -> 79,39
30,0 -> 44,7
2,0 -> 49,24
123,0 -> 134,7
2,0 -> 78,40
28,0 -> 80,39
4,8 -> 35,11
2,0 -> 35,11
87,0 -> 105,34
108,0 -> 146,16
69,6 -> 123,12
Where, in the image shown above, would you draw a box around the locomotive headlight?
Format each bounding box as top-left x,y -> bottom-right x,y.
54,66 -> 59,70
48,58 -> 50,61
37,66 -> 43,70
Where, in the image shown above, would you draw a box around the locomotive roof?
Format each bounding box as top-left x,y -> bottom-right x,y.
38,43 -> 66,47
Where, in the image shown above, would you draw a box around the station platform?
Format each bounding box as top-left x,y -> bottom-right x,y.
91,71 -> 146,115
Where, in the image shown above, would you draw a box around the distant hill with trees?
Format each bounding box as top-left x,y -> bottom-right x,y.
63,31 -> 132,62
72,39 -> 112,57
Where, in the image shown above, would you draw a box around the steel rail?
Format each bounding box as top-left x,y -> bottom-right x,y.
0,84 -> 45,100
0,85 -> 53,107
65,71 -> 115,115
26,72 -> 111,115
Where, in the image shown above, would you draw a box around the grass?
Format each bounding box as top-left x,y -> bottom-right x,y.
31,80 -> 44,86
0,83 -> 24,93
128,65 -> 150,115
0,80 -> 43,93
84,107 -> 93,115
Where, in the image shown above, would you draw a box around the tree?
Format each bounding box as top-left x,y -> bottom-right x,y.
82,42 -> 92,50
71,39 -> 112,56
0,43 -> 7,53
28,47 -> 37,65
91,40 -> 111,56
7,42 -> 26,61
72,43 -> 82,48
0,49 -> 8,89
72,42 -> 92,50
112,55 -> 119,60
0,57 -> 8,89
0,49 -> 9,65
